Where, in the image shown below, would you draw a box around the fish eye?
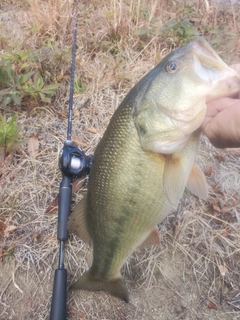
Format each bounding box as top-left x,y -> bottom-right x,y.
165,61 -> 179,73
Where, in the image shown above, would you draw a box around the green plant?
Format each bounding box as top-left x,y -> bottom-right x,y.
162,18 -> 199,45
74,78 -> 87,95
0,62 -> 35,106
135,18 -> 199,46
0,47 -> 60,106
0,114 -> 22,160
24,72 -> 60,103
5,246 -> 15,258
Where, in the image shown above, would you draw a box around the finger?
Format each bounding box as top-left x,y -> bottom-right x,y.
230,63 -> 240,74
206,97 -> 238,117
202,104 -> 240,148
202,98 -> 235,132
229,64 -> 240,98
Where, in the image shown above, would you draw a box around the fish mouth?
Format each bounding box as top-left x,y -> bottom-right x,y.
192,37 -> 240,99
193,37 -> 224,65
193,37 -> 230,73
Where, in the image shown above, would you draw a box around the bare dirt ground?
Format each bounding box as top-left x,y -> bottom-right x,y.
1,1 -> 240,319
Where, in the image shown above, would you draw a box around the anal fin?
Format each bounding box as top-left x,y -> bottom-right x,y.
138,227 -> 160,249
68,196 -> 92,245
186,164 -> 208,200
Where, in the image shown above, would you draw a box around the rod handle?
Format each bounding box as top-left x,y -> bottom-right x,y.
50,268 -> 67,320
58,176 -> 72,240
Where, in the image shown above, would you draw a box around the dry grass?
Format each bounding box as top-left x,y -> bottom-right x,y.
25,0 -> 75,42
1,0 -> 240,319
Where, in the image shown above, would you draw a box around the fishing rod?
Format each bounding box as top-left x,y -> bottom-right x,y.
50,10 -> 93,320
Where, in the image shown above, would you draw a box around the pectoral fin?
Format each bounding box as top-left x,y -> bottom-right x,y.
138,227 -> 160,249
68,196 -> 92,245
163,154 -> 185,205
186,164 -> 208,200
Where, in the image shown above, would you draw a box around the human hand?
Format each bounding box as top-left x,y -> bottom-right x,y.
201,64 -> 240,148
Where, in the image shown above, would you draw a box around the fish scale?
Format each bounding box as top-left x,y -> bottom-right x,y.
88,105 -> 165,276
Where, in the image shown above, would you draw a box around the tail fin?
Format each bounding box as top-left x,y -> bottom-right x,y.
70,269 -> 129,303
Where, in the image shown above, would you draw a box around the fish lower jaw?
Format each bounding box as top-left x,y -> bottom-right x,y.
146,134 -> 191,154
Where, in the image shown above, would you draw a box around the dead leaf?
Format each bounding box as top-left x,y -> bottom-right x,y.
44,179 -> 84,214
72,136 -> 88,148
0,249 -> 3,262
218,191 -> 226,200
47,237 -> 56,242
214,182 -> 221,190
208,200 -> 221,214
40,136 -> 46,147
45,179 -> 85,215
233,193 -> 240,201
215,153 -> 226,161
205,166 -> 214,177
86,127 -> 97,134
221,229 -> 231,237
0,221 -> 6,230
218,265 -> 228,276
45,196 -> 58,214
33,232 -> 44,243
79,312 -> 87,318
57,111 -> 68,120
0,221 -> 6,237
222,206 -> 229,213
28,133 -> 39,158
173,225 -> 179,237
225,259 -> 232,269
217,197 -> 225,209
72,179 -> 85,193
212,204 -> 221,212
208,301 -> 217,309
224,212 -> 234,222
73,109 -> 80,117
4,225 -> 18,238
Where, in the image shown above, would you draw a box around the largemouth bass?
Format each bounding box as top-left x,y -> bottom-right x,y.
68,37 -> 240,302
